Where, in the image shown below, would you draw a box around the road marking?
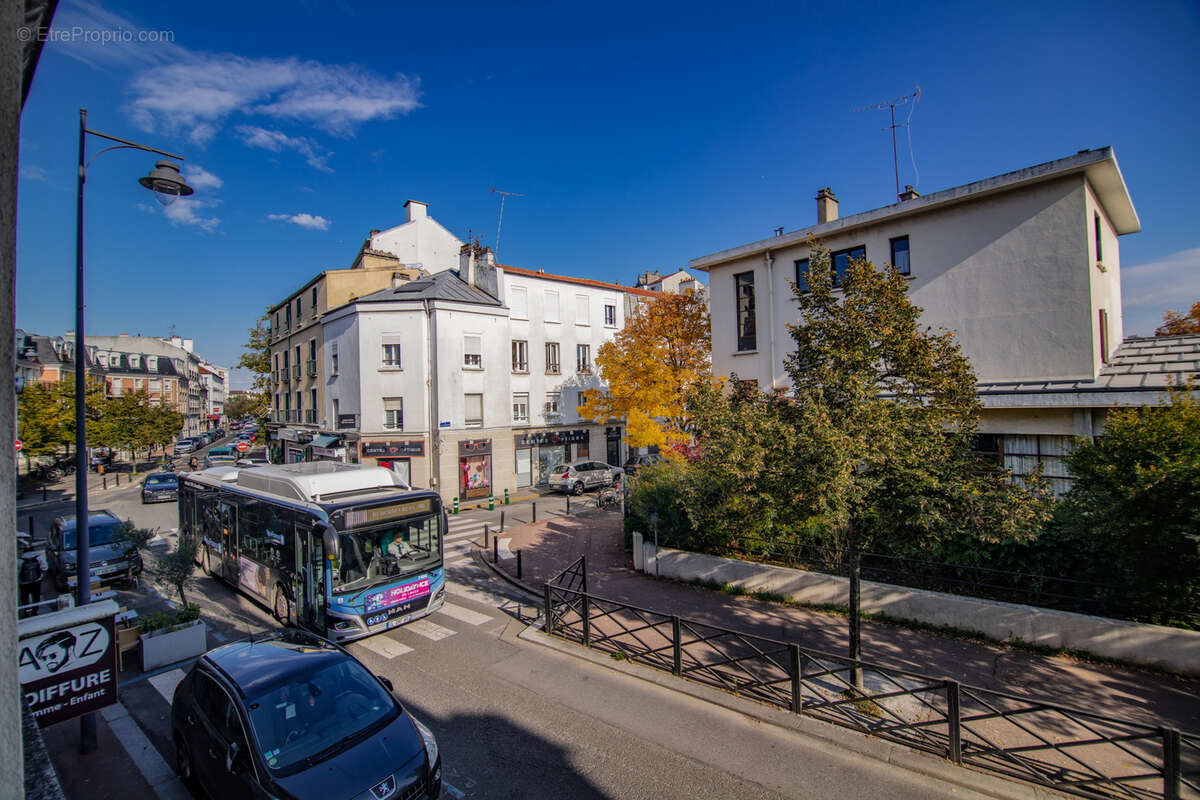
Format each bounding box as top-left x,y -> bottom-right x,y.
148,668 -> 187,704
211,631 -> 227,642
437,602 -> 491,626
444,530 -> 483,543
498,537 -> 514,560
446,581 -> 510,607
406,619 -> 456,641
354,636 -> 414,659
443,783 -> 465,799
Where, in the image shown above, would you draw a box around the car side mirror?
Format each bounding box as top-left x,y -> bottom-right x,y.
225,740 -> 240,772
377,675 -> 394,692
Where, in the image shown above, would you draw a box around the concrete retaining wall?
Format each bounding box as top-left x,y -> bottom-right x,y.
639,542 -> 1200,675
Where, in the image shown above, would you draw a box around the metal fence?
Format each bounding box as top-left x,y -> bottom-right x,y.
545,556 -> 1199,800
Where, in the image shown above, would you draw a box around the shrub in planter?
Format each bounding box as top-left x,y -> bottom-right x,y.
139,603 -> 206,671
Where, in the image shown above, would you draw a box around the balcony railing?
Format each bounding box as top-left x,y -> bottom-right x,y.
307,360 -> 317,378
304,409 -> 317,424
280,366 -> 290,382
292,364 -> 301,382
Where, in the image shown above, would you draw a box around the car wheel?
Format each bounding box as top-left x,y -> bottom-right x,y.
174,734 -> 194,784
273,586 -> 291,626
572,481 -> 584,496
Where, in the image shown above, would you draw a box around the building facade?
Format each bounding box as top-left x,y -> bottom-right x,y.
690,148 -> 1159,491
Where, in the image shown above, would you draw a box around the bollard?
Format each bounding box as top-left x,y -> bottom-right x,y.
532,502 -> 537,523
504,488 -> 510,505
103,477 -> 107,490
452,497 -> 459,515
488,493 -> 494,511
500,510 -> 505,532
42,487 -> 47,502
517,550 -> 523,580
116,473 -> 120,487
483,524 -> 489,548
27,516 -> 34,539
493,537 -> 498,564
566,496 -> 570,515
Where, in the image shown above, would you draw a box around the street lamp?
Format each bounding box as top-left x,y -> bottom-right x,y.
73,108 -> 192,753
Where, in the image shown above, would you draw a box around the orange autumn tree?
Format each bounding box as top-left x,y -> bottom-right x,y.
1155,300 -> 1200,336
580,292 -> 711,453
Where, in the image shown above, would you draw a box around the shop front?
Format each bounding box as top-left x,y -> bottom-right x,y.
515,429 -> 590,487
362,440 -> 426,486
605,426 -> 623,467
274,427 -> 312,463
459,439 -> 493,500
309,433 -> 346,462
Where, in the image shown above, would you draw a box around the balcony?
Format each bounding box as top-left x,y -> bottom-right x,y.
280,366 -> 290,382
307,360 -> 317,378
292,365 -> 301,383
304,409 -> 317,424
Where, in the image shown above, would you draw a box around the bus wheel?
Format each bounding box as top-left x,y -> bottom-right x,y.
273,587 -> 291,626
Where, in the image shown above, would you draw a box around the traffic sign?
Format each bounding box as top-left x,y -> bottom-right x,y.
236,441 -> 248,452
14,440 -> 21,452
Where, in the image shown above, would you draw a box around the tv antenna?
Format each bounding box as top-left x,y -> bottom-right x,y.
489,186 -> 524,260
852,85 -> 921,201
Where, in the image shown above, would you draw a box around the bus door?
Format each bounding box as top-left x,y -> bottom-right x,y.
216,500 -> 238,583
293,524 -> 327,634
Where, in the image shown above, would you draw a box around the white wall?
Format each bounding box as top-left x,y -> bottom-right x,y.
370,214 -> 463,273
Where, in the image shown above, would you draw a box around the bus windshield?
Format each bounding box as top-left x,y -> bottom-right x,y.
331,514 -> 441,594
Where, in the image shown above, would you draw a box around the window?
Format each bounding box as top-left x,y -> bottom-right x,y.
310,389 -> 317,422
284,305 -> 291,331
510,286 -> 528,319
1094,212 -> 1103,263
464,393 -> 483,427
295,297 -> 302,322
511,340 -> 528,372
545,342 -> 560,374
311,286 -> 318,313
576,344 -> 591,373
383,397 -> 403,430
831,245 -> 866,286
545,291 -> 560,323
735,271 -> 756,351
513,392 -> 529,423
463,335 -> 482,368
575,295 -> 589,326
295,391 -> 301,418
332,398 -> 339,422
1099,309 -> 1110,364
603,304 -> 616,327
545,392 -> 561,416
890,236 -> 910,276
382,343 -> 401,368
330,342 -> 339,375
274,311 -> 280,335
293,345 -> 301,368
795,258 -> 810,292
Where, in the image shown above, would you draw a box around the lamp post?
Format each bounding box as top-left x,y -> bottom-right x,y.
73,108 -> 192,753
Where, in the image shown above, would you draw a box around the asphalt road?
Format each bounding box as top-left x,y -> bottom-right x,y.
24,447 -> 1032,800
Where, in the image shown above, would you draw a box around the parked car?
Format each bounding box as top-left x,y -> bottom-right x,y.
623,453 -> 665,475
47,511 -> 142,591
171,630 -> 442,800
175,438 -> 197,454
141,472 -> 179,504
548,460 -> 624,495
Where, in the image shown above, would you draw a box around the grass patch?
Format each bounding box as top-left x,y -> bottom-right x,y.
839,687 -> 884,718
610,650 -> 628,661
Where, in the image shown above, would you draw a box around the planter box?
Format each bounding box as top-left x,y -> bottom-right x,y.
141,619 -> 207,671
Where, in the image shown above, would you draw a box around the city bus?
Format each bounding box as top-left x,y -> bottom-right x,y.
177,461 -> 447,642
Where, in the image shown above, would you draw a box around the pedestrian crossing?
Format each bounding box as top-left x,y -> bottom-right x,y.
442,517 -> 491,569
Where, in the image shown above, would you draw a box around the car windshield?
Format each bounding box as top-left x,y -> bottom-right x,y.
145,475 -> 175,486
62,521 -> 121,550
332,514 -> 442,594
244,657 -> 398,774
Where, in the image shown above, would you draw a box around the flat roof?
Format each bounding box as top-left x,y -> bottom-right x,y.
691,148 -> 1140,271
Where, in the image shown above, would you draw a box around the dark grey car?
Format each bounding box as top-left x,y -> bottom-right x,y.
47,511 -> 142,590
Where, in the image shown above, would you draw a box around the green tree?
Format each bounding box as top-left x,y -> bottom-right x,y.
1058,384 -> 1200,625
784,247 -> 1049,683
223,393 -> 259,422
17,382 -> 68,465
158,534 -> 199,606
237,310 -> 272,421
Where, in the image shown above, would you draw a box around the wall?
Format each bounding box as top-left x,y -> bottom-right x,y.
1084,178 -> 1124,360
370,215 -> 462,273
707,176 -> 1098,389
641,545 -> 1200,675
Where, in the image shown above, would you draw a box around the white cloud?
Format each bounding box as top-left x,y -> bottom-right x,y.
234,126 -> 332,172
163,196 -> 220,232
1120,247 -> 1200,336
184,165 -> 223,191
20,165 -> 48,181
48,0 -> 185,69
268,213 -> 330,231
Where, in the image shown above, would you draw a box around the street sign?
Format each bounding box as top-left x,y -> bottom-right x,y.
236,441 -> 248,452
19,605 -> 119,728
14,439 -> 21,452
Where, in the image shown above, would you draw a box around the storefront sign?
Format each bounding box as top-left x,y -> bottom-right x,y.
362,440 -> 425,458
311,447 -> 344,459
336,414 -> 358,430
606,426 -> 622,438
19,609 -> 118,729
515,429 -> 589,447
458,439 -> 492,456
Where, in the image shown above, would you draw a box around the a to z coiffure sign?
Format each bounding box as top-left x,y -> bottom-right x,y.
18,605 -> 119,728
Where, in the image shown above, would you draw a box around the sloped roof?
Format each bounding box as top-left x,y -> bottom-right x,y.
355,270 -> 503,306
977,334 -> 1200,396
503,265 -> 660,298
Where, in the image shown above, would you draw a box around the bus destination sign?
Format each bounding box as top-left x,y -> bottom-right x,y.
343,499 -> 433,528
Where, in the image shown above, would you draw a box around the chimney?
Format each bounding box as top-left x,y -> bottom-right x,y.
369,229 -> 381,236
898,185 -> 921,202
816,188 -> 838,224
459,242 -> 475,287
404,200 -> 427,222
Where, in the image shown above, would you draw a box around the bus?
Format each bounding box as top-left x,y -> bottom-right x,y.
178,461 -> 447,642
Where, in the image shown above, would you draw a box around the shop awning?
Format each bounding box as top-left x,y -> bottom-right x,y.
311,434 -> 341,448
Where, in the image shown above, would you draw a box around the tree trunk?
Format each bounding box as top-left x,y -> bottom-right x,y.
848,540 -> 863,691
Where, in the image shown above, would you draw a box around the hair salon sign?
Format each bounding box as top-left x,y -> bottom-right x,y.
18,605 -> 118,728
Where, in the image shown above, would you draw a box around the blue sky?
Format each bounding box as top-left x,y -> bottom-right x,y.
17,0 -> 1200,388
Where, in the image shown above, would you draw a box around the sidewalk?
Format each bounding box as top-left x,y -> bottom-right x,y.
489,508 -> 1200,736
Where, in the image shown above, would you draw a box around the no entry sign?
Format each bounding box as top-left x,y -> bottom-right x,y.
236,441 -> 248,452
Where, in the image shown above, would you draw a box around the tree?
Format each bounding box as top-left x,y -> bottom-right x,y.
158,534 -> 199,606
784,248 -> 1050,684
580,293 -> 710,453
1155,301 -> 1200,336
16,382 -> 68,464
1058,384 -> 1200,625
223,393 -> 259,422
237,310 -> 273,420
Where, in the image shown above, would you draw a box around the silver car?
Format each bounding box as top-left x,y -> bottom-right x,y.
548,460 -> 623,495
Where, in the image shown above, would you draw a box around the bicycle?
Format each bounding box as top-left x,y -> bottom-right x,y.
595,486 -> 621,510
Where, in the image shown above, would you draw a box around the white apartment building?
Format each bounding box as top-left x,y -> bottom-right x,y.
199,363 -> 228,429
691,148 -> 1156,492
320,245 -> 656,502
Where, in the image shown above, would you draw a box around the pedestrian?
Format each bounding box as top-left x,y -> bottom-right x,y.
18,554 -> 42,618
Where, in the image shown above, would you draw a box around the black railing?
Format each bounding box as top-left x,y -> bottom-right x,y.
544,558 -> 1197,800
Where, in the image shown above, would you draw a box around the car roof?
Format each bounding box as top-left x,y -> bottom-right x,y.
146,472 -> 177,479
204,630 -> 350,697
54,511 -> 121,532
